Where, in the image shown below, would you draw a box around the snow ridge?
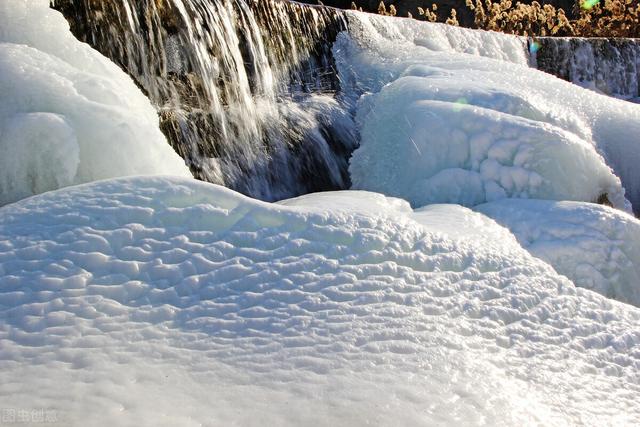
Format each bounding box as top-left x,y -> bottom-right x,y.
1,176 -> 639,425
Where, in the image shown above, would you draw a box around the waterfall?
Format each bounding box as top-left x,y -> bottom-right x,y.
533,37 -> 640,101
50,0 -> 640,204
51,0 -> 356,201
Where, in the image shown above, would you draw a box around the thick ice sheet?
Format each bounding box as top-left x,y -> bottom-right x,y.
1,177 -> 639,425
338,13 -> 640,212
477,199 -> 640,307
0,0 -> 190,206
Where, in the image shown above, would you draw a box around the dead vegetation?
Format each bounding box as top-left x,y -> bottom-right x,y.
356,1 -> 640,37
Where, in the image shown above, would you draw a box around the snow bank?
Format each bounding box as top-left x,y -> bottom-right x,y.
411,203 -> 522,253
477,199 -> 640,306
0,0 -> 190,206
350,81 -> 625,209
1,176 -> 639,425
338,13 -> 640,212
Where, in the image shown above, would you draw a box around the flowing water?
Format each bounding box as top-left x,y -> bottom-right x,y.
52,0 -> 356,200
51,0 -> 640,201
534,37 -> 640,101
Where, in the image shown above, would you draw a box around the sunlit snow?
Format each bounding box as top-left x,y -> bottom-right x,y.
339,14 -> 640,213
478,199 -> 640,306
0,0 -> 190,206
1,176 -> 639,425
1,1 -> 640,426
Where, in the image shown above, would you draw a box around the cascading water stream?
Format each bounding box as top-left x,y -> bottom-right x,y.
51,0 -> 357,201
533,37 -> 640,101
49,0 -> 640,209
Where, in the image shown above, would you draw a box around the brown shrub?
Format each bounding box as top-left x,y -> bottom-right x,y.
362,1 -> 640,37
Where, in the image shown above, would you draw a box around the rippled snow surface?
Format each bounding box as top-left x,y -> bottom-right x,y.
1,177 -> 639,425
2,3 -> 640,425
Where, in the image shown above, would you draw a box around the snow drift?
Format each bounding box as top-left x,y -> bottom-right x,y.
339,14 -> 640,213
477,199 -> 640,307
0,0 -> 190,206
1,176 -> 639,425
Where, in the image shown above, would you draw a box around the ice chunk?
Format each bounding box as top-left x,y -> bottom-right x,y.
350,87 -> 625,209
337,13 -> 640,212
0,0 -> 190,206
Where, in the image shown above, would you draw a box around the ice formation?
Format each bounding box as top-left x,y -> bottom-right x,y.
339,14 -> 640,212
1,176 -> 640,425
0,0 -> 190,206
477,199 -> 640,307
1,1 -> 640,425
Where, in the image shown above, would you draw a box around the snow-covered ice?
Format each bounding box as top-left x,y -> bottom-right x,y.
338,13 -> 640,213
477,199 -> 640,307
350,83 -> 625,209
1,176 -> 640,425
0,0 -> 190,206
1,1 -> 640,425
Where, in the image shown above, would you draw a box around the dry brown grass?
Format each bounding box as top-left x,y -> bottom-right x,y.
469,0 -> 640,37
573,0 -> 640,37
366,1 -> 640,37
468,0 -> 572,35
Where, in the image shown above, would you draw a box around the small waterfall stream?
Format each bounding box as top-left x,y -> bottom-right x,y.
52,0 -> 356,201
534,37 -> 640,101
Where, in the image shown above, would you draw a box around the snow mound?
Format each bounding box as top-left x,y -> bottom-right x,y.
0,0 -> 190,206
1,176 -> 639,425
338,13 -> 640,212
411,203 -> 522,252
477,199 -> 640,306
278,189 -> 413,215
349,81 -> 624,209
